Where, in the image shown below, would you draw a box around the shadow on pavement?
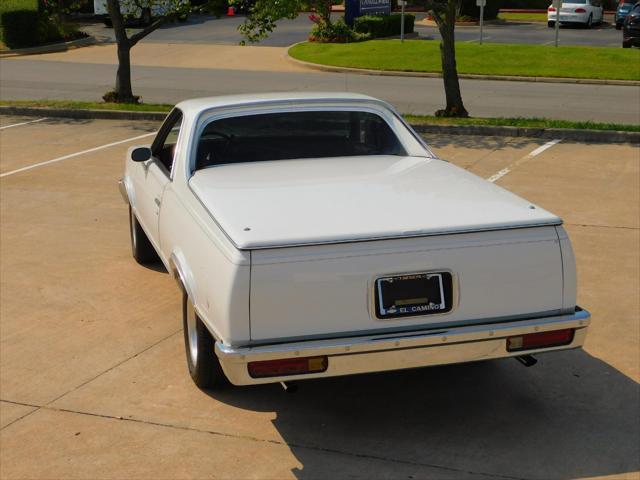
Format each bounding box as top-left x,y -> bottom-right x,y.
210,350 -> 639,479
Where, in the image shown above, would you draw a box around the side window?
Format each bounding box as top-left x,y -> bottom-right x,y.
152,110 -> 183,174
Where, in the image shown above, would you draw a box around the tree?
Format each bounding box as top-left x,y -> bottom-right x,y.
240,0 -> 468,117
104,0 -> 188,103
426,0 -> 468,117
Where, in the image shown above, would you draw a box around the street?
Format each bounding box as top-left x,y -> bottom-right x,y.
82,13 -> 625,47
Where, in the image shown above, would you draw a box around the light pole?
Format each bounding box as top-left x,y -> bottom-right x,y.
554,0 -> 561,47
477,0 -> 486,44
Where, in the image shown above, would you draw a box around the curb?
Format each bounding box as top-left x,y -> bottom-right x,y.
0,106 -> 167,121
286,48 -> 640,87
1,105 -> 638,144
0,36 -> 98,58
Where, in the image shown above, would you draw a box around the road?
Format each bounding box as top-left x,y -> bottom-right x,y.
1,115 -> 638,479
82,13 -> 625,47
2,57 -> 639,123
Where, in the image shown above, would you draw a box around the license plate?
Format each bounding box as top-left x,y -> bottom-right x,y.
375,272 -> 453,319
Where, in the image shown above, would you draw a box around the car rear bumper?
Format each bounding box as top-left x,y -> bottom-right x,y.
548,12 -> 590,23
215,307 -> 590,385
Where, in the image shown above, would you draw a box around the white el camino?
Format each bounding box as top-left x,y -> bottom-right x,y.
119,93 -> 590,389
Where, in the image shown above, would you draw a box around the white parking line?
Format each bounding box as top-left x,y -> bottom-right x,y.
0,118 -> 48,130
487,139 -> 562,183
0,132 -> 156,178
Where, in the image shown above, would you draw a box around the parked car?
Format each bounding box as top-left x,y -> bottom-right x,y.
623,2 -> 640,45
548,0 -> 604,27
119,93 -> 591,389
615,0 -> 639,29
94,0 -> 189,27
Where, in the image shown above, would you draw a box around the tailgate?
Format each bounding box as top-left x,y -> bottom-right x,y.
249,227 -> 564,342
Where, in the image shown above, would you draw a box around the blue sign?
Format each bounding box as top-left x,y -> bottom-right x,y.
345,0 -> 391,26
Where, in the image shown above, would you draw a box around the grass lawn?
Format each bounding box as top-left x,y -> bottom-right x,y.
498,13 -> 548,22
289,40 -> 640,81
2,100 -> 638,132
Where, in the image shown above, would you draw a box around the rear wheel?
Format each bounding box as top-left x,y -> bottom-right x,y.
548,21 -> 554,28
141,8 -> 152,26
615,23 -> 622,30
182,293 -> 228,389
585,14 -> 593,28
129,206 -> 159,264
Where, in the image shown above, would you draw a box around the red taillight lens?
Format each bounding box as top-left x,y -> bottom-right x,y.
507,329 -> 575,352
248,356 -> 328,378
575,7 -> 586,12
549,6 -> 556,11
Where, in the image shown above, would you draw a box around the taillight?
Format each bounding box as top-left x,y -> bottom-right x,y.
248,356 -> 328,378
549,6 -> 556,11
575,7 -> 586,12
507,329 -> 575,352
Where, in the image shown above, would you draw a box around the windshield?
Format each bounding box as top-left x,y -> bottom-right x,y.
195,110 -> 407,169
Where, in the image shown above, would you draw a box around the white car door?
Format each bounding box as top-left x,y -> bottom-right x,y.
134,109 -> 183,245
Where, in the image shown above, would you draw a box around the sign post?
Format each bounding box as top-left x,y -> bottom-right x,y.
400,0 -> 406,42
553,0 -> 561,47
476,0 -> 486,45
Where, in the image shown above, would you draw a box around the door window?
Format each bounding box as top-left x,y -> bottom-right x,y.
152,109 -> 183,174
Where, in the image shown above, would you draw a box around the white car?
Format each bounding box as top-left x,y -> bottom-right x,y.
548,0 -> 604,28
119,93 -> 590,389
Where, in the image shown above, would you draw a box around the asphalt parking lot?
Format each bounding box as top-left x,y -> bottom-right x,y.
82,13 -> 624,47
0,115 -> 638,479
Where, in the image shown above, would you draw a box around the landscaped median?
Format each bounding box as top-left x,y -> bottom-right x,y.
289,40 -> 640,82
1,100 -> 638,144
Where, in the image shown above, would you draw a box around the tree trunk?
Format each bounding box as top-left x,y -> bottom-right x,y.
105,0 -> 138,103
434,0 -> 468,117
115,42 -> 136,102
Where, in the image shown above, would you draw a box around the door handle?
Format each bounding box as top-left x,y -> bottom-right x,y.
154,197 -> 161,207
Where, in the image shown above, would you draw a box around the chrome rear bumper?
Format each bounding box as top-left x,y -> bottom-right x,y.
215,308 -> 590,385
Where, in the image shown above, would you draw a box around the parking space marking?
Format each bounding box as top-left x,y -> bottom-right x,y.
0,132 -> 156,178
487,139 -> 562,183
0,117 -> 47,130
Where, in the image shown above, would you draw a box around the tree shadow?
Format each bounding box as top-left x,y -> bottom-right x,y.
209,350 -> 639,479
420,132 -> 538,152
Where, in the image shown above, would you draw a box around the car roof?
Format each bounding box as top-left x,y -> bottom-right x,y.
174,92 -> 391,117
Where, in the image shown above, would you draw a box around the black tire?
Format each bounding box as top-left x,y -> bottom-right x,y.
182,293 -> 228,389
622,41 -> 631,48
548,21 -> 554,28
141,8 -> 152,26
615,23 -> 622,30
129,206 -> 159,264
585,14 -> 593,28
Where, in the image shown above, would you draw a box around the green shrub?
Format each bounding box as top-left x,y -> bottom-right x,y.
353,13 -> 415,38
0,9 -> 65,48
310,17 -> 368,43
459,0 -> 500,20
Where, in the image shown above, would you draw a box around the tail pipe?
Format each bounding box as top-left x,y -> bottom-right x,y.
515,355 -> 538,367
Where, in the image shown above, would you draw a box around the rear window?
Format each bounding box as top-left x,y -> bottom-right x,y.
195,111 -> 406,169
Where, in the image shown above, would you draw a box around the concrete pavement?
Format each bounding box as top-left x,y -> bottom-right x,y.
0,116 -> 638,479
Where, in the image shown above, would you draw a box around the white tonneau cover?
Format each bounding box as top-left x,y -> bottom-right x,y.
189,156 -> 561,250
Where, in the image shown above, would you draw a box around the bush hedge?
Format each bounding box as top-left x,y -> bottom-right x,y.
354,13 -> 415,38
459,0 -> 500,20
1,10 -> 64,48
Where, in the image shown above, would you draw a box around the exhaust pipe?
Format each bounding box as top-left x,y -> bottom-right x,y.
280,381 -> 298,393
515,355 -> 538,367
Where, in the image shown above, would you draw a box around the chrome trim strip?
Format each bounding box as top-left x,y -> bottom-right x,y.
217,307 -> 590,362
118,178 -> 129,204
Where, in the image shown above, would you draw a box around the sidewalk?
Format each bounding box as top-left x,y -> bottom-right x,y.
4,42 -> 308,73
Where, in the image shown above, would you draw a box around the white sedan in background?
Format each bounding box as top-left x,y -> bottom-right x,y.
548,0 -> 604,27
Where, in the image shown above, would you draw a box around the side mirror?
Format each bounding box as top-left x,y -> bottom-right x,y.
130,146 -> 152,162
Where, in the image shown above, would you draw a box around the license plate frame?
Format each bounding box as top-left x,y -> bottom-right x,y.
374,272 -> 453,320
